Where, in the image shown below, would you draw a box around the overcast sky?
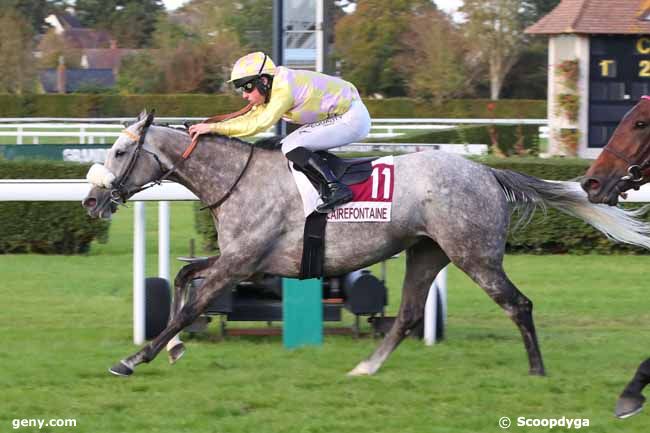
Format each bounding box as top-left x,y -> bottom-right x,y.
161,1 -> 464,13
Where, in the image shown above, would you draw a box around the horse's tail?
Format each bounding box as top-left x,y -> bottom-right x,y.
491,168 -> 650,249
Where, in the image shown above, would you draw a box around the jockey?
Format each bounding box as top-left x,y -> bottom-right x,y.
189,51 -> 371,213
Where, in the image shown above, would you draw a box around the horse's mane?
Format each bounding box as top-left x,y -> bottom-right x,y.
151,122 -> 285,151
252,135 -> 285,150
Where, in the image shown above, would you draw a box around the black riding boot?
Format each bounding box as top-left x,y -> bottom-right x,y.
285,147 -> 353,213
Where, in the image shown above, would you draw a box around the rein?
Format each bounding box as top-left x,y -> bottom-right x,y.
111,116 -> 255,211
200,144 -> 255,210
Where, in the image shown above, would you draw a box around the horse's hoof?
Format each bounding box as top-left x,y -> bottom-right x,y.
109,361 -> 134,377
615,393 -> 645,419
168,342 -> 186,365
347,362 -> 376,377
529,367 -> 546,376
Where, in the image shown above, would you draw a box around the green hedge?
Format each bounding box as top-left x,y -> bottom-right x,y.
0,94 -> 546,119
369,124 -> 540,155
0,161 -> 110,254
194,202 -> 219,252
364,98 -> 546,119
194,156 -> 649,255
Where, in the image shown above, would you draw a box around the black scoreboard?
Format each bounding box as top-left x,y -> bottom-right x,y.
589,35 -> 650,148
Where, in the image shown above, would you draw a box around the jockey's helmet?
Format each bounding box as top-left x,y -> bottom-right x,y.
229,52 -> 276,88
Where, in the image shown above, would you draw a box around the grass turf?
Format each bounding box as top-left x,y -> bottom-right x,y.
0,202 -> 649,432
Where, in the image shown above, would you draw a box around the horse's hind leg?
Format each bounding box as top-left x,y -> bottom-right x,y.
166,256 -> 219,364
456,258 -> 545,376
348,238 -> 449,376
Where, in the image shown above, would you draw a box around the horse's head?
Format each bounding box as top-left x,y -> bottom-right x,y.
82,110 -> 166,219
581,96 -> 650,205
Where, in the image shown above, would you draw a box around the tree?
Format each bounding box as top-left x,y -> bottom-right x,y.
0,0 -> 61,33
222,0 -> 273,53
530,0 -> 561,19
334,0 -> 436,97
117,51 -> 165,93
461,0 -> 534,100
73,0 -> 165,47
500,0 -> 561,98
117,11 -> 242,93
397,9 -> 474,103
0,8 -> 37,93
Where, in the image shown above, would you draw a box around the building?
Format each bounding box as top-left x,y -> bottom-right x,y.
526,0 -> 650,158
37,12 -> 140,93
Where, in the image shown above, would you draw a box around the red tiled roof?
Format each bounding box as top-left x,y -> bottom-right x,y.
526,0 -> 650,34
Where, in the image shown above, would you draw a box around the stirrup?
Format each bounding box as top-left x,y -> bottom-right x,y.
316,186 -> 353,213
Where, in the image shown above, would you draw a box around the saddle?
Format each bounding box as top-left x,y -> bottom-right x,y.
297,151 -> 378,196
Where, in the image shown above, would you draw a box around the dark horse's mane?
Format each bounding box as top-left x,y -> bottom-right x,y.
152,122 -> 285,151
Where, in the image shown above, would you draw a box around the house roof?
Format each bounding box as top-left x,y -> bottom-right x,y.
55,12 -> 83,29
526,0 -> 650,35
82,48 -> 141,70
39,69 -> 115,93
62,28 -> 113,49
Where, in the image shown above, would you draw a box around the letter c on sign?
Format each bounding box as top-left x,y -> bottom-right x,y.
637,37 -> 650,54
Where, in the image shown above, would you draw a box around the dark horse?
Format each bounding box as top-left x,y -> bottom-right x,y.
83,111 -> 650,383
582,96 -> 650,419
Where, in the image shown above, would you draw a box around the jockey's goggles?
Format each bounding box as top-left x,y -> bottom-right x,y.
233,77 -> 258,94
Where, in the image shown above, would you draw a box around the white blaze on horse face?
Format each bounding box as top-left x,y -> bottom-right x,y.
86,163 -> 116,188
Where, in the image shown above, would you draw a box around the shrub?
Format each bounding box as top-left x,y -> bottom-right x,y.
0,160 -> 110,254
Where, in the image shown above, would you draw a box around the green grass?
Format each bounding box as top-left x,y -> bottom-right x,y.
1,202 -> 649,432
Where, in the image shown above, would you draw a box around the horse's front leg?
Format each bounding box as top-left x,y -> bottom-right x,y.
109,255 -> 254,376
615,358 -> 650,418
165,255 -> 220,365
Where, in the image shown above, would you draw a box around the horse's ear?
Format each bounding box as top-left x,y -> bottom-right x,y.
137,109 -> 148,122
144,110 -> 155,127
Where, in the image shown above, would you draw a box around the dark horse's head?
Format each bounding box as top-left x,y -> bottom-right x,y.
82,110 -> 167,219
582,97 -> 650,205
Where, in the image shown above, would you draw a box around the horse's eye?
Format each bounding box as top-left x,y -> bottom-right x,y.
636,121 -> 648,129
115,150 -> 125,157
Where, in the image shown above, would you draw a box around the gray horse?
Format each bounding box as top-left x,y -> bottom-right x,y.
82,112 -> 650,377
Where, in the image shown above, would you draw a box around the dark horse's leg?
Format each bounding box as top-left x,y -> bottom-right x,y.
459,260 -> 545,376
349,238 -> 449,376
615,358 -> 650,418
109,254 -> 253,376
166,256 -> 220,364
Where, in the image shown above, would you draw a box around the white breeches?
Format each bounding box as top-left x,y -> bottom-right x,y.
281,99 -> 371,154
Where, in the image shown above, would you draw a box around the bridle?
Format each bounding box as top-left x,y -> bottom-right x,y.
601,145 -> 648,184
110,113 -> 255,210
601,96 -> 650,185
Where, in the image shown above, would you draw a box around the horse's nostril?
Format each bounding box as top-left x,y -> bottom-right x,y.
83,197 -> 97,209
580,178 -> 601,193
